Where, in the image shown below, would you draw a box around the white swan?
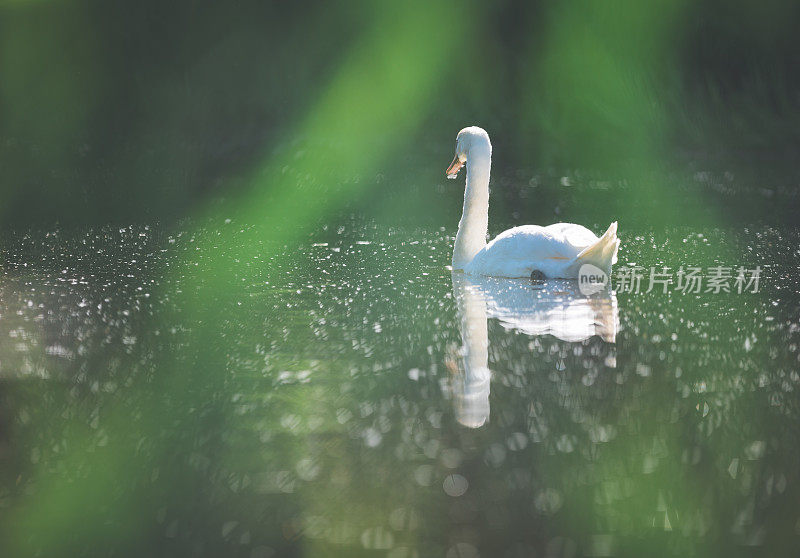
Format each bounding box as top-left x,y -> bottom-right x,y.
446,126 -> 620,279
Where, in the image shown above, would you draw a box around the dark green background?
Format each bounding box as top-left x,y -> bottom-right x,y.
1,0 -> 799,228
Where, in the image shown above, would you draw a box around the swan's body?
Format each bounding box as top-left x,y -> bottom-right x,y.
464,222 -> 606,278
446,126 -> 619,278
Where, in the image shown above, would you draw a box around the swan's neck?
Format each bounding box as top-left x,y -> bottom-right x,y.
452,151 -> 490,268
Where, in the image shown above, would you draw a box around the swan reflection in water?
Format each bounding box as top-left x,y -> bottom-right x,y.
448,272 -> 619,428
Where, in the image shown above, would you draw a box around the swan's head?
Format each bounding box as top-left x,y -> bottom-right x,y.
446,126 -> 492,179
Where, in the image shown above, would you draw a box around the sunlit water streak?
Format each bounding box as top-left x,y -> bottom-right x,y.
0,221 -> 799,557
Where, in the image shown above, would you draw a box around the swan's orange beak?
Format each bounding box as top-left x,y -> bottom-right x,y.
446,155 -> 464,179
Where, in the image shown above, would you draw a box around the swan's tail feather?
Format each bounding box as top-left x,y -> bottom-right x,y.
572,222 -> 619,276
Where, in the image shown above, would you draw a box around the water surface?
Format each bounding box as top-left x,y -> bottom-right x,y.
1,221 -> 799,557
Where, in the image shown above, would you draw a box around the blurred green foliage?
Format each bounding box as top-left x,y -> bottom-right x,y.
1,1 -> 800,556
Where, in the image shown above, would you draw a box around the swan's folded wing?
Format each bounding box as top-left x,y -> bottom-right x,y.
487,226 -> 574,261
469,226 -> 585,277
546,223 -> 599,251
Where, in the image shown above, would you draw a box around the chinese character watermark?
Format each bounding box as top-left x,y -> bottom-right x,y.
611,266 -> 761,294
